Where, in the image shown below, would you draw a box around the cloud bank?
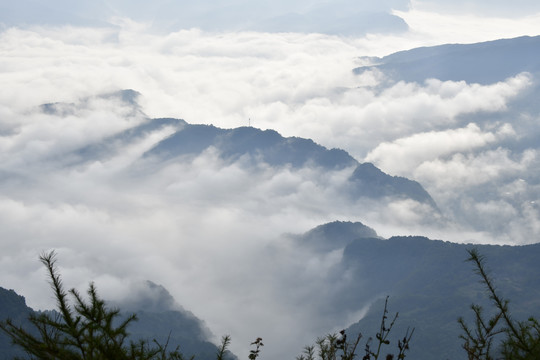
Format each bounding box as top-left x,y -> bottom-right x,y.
2,7 -> 540,358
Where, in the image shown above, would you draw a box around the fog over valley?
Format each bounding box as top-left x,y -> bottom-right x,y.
1,1 -> 540,359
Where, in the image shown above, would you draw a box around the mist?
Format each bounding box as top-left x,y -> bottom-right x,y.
2,2 -> 540,358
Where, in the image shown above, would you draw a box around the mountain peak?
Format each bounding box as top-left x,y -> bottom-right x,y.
294,220 -> 380,252
146,121 -> 358,169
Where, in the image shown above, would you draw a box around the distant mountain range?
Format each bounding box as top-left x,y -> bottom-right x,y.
41,92 -> 438,211
143,120 -> 437,206
0,0 -> 408,35
3,221 -> 540,359
354,35 -> 540,85
3,34 -> 540,360
356,34 -> 540,242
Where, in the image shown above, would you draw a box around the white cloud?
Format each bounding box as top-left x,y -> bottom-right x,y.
415,148 -> 537,191
396,5 -> 540,45
0,102 -> 378,358
2,15 -> 540,358
364,123 -> 512,175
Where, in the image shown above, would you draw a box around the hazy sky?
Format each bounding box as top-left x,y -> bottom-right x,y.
1,1 -> 540,358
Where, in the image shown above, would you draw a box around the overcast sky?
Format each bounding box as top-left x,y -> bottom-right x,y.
1,1 -> 540,358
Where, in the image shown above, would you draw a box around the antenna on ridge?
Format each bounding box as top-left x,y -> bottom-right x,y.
248,117 -> 251,127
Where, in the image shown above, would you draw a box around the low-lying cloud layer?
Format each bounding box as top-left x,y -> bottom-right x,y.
2,6 -> 540,358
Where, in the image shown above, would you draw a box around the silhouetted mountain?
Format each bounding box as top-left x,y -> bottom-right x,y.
354,35 -> 540,84
3,220 -> 540,360
292,221 -> 540,360
144,124 -> 227,160
31,89 -> 441,212
145,125 -> 357,170
70,117 -> 186,164
144,121 -> 438,208
0,288 -> 34,359
0,283 -> 232,360
291,220 -> 380,252
116,281 -> 232,360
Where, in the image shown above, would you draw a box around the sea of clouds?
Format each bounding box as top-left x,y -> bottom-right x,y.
2,2 -> 540,358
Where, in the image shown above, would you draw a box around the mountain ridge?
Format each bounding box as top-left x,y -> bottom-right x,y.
142,118 -> 439,208
4,220 -> 540,360
0,282 -> 228,360
291,221 -> 540,360
354,35 -> 540,84
37,90 -> 440,215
